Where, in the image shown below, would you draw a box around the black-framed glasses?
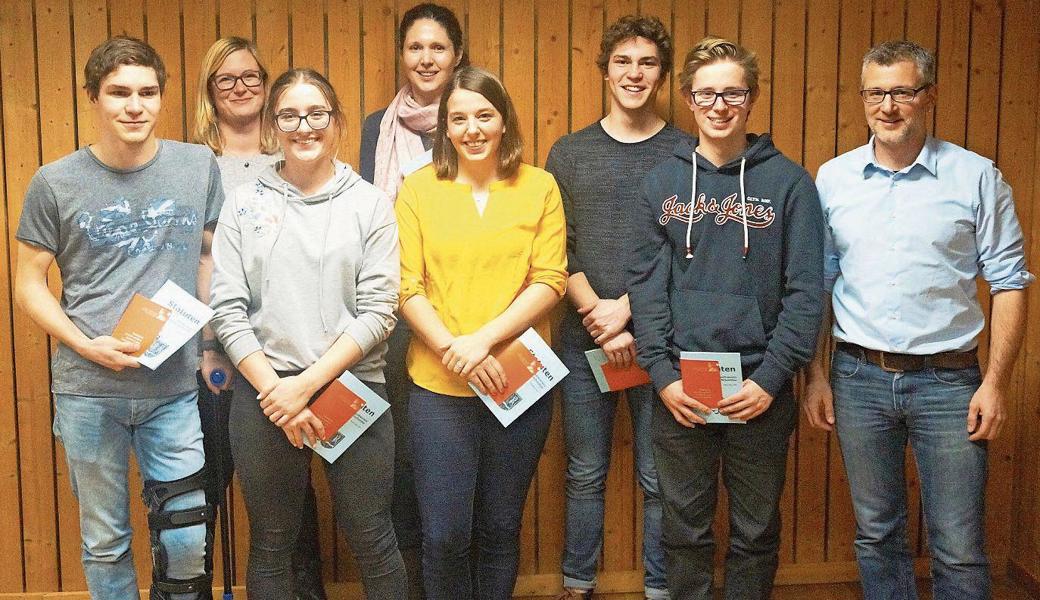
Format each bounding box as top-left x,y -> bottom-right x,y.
859,84 -> 931,105
211,70 -> 264,91
275,110 -> 334,132
690,88 -> 750,107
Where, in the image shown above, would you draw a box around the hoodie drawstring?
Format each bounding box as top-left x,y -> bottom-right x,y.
685,154 -> 749,260
318,195 -> 333,334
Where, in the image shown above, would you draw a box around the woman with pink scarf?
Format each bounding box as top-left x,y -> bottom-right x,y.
358,4 -> 465,598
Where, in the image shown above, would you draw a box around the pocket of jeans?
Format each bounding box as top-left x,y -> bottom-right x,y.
831,349 -> 862,379
929,365 -> 982,386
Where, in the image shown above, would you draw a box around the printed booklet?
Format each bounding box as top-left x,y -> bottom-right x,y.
585,348 -> 652,393
305,370 -> 391,463
138,280 -> 215,370
469,328 -> 569,427
679,351 -> 746,424
112,293 -> 171,358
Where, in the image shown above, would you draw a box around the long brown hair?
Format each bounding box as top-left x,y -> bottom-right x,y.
266,69 -> 344,159
432,66 -> 523,180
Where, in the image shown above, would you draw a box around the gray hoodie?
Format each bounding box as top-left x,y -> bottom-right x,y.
210,160 -> 399,383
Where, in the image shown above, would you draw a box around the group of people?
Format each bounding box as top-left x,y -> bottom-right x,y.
12,3 -> 1031,600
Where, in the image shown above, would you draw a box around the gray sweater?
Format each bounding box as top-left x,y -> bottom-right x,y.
210,161 -> 399,383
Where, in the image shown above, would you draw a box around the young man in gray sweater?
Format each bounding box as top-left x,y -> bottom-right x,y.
545,15 -> 692,600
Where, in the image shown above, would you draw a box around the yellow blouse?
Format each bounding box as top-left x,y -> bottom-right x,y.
396,163 -> 568,396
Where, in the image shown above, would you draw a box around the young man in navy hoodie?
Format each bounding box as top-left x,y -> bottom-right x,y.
626,37 -> 824,600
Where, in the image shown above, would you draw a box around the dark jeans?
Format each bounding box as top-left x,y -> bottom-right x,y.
197,372 -> 326,598
409,384 -> 552,600
652,386 -> 796,600
229,374 -> 406,600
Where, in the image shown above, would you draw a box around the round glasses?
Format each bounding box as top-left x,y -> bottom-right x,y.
690,88 -> 751,107
275,110 -> 334,132
211,70 -> 264,91
859,84 -> 930,105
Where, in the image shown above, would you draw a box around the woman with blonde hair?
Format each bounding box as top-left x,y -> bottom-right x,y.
192,37 -> 327,600
396,65 -> 567,599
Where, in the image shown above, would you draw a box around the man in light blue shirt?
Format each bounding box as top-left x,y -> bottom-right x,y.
806,40 -> 1032,600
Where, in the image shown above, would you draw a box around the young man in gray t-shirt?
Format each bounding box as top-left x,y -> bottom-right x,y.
15,37 -> 222,599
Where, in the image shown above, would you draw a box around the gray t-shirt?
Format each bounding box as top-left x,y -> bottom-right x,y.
17,140 -> 224,397
215,152 -> 278,198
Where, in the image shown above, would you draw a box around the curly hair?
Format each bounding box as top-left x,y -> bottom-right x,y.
597,15 -> 673,77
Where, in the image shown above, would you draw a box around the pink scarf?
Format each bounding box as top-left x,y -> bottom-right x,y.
374,86 -> 439,201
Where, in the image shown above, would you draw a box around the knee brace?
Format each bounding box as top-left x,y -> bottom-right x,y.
142,468 -> 215,600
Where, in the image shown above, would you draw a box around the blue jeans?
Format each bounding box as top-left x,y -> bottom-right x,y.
53,391 -> 207,600
409,384 -> 552,600
558,345 -> 667,598
831,347 -> 990,600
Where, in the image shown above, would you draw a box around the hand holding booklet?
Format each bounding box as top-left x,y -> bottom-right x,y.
112,280 -> 214,369
468,328 -> 569,427
585,348 -> 651,393
304,370 -> 391,463
679,351 -> 746,424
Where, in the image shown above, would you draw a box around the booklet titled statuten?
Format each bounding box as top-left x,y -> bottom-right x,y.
679,351 -> 746,424
138,280 -> 216,370
305,371 -> 391,463
469,328 -> 569,427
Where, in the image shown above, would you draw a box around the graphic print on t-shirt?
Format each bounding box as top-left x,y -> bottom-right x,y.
659,192 -> 775,229
76,198 -> 199,256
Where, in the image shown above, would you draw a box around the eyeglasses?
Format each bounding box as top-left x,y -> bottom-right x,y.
211,70 -> 264,91
275,110 -> 334,132
859,84 -> 930,105
690,88 -> 751,107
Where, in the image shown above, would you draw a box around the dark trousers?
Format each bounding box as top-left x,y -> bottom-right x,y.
409,384 -> 552,600
229,375 -> 406,600
652,388 -> 796,600
197,372 -> 326,598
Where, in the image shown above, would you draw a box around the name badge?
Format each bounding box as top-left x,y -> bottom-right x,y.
400,149 -> 433,177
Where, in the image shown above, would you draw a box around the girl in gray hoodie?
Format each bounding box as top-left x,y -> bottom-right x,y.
210,69 -> 406,600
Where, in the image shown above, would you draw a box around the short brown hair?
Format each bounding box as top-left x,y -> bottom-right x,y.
192,37 -> 277,155
433,66 -> 523,180
597,15 -> 673,78
678,36 -> 759,95
84,36 -> 167,101
862,40 -> 936,87
266,69 -> 344,157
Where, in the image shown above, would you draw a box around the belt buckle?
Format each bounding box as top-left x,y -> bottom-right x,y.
877,351 -> 903,373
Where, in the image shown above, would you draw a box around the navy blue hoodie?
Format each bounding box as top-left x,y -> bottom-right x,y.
626,134 -> 824,398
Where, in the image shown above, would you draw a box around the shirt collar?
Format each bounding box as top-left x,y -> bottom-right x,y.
860,135 -> 938,177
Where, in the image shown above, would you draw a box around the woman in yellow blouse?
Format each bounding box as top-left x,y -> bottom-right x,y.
395,65 -> 567,600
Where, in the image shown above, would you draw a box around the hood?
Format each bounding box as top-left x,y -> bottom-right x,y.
671,133 -> 780,170
257,159 -> 362,203
674,134 -> 780,260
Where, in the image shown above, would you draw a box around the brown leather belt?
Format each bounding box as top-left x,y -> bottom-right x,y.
836,342 -> 978,372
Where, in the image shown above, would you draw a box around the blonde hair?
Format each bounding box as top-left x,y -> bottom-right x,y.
191,37 -> 278,155
678,36 -> 759,96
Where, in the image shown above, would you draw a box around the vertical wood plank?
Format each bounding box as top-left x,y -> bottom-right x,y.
569,0 -> 604,132
770,0 -> 805,160
934,0 -> 969,146
467,0 -> 501,76
740,0 -> 772,134
328,0 -> 362,170
183,0 -> 219,146
290,0 -> 325,71
872,0 -> 906,43
109,0 -> 144,38
0,3 -> 24,593
72,0 -> 108,147
639,0 -> 672,122
670,0 -> 706,135
255,0 -> 289,77
501,0 -> 535,165
705,0 -> 739,40
361,0 -> 396,116
4,0 -> 58,590
796,0 -> 839,566
218,0 -> 254,38
146,0 -> 186,141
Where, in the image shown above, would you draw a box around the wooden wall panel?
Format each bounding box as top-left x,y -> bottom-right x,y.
1,0 -> 1038,596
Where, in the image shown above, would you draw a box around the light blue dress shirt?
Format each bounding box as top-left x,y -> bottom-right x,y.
816,136 -> 1034,354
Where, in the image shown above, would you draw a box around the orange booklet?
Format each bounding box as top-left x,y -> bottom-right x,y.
485,338 -> 545,408
585,349 -> 651,393
306,371 -> 390,463
678,351 -> 745,424
112,293 -> 171,357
